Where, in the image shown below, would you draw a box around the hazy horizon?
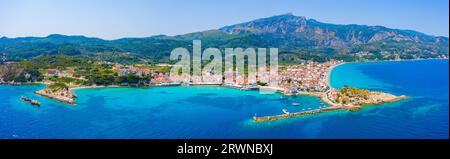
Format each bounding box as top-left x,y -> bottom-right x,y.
1,0 -> 449,40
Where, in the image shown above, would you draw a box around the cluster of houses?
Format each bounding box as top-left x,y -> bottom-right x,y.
46,69 -> 69,77
44,62 -> 175,85
112,63 -> 153,77
43,60 -> 346,91
326,88 -> 342,104
46,69 -> 86,81
278,60 -> 343,94
151,72 -> 172,84
112,63 -> 177,84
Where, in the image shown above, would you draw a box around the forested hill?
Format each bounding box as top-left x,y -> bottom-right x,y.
1,13 -> 448,63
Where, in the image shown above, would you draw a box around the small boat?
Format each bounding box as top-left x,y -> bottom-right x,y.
282,109 -> 289,114
30,100 -> 40,107
20,96 -> 40,107
181,83 -> 191,86
292,102 -> 300,106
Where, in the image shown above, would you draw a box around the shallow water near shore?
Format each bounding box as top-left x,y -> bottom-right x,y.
0,59 -> 448,138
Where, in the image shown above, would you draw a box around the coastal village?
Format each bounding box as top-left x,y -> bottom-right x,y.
1,58 -> 407,122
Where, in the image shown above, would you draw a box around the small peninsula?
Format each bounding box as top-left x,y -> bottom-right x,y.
35,83 -> 77,105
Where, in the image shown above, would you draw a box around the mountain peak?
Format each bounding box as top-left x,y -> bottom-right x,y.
46,34 -> 70,38
261,13 -> 306,21
276,12 -> 295,17
219,13 -> 308,35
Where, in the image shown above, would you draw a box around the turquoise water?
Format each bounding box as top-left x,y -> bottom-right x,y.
0,60 -> 448,138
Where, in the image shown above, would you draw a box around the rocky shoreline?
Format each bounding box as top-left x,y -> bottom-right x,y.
35,85 -> 77,106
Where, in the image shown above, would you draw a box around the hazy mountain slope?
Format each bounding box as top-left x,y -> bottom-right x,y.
0,13 -> 448,63
220,13 -> 448,55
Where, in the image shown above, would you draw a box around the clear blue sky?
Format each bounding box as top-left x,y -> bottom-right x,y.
0,0 -> 448,39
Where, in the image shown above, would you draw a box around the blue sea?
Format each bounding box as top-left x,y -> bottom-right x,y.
0,59 -> 448,139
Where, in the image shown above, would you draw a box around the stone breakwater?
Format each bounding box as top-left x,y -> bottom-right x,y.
254,94 -> 408,122
35,88 -> 77,105
254,106 -> 350,122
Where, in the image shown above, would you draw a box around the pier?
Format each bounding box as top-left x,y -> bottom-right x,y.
20,97 -> 41,107
253,106 -> 361,122
253,95 -> 408,122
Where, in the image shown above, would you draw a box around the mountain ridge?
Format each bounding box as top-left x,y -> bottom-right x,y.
219,13 -> 445,48
0,13 -> 448,63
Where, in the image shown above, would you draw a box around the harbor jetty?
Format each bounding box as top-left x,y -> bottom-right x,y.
254,94 -> 408,122
20,96 -> 41,107
254,106 -> 354,122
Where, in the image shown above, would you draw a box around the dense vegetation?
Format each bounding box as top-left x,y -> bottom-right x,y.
0,55 -> 153,86
340,86 -> 371,99
0,14 -> 447,64
0,62 -> 43,83
48,82 -> 69,91
334,86 -> 372,104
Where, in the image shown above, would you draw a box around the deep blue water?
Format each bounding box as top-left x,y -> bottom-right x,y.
0,59 -> 448,139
